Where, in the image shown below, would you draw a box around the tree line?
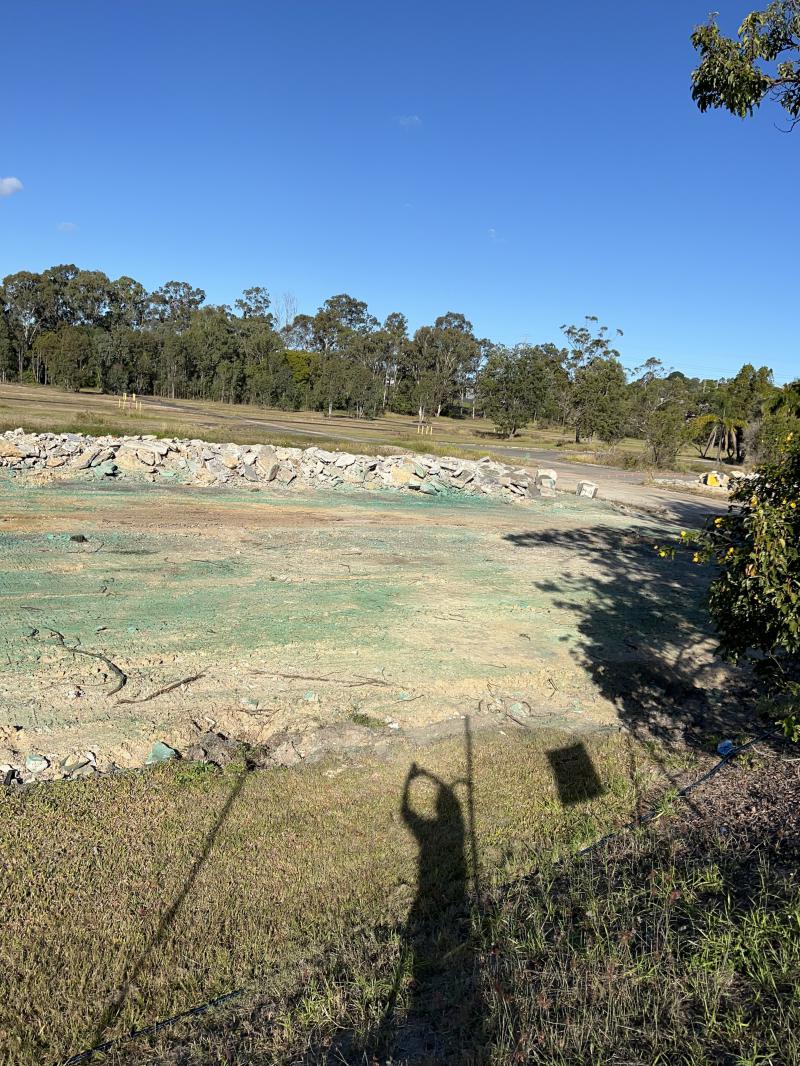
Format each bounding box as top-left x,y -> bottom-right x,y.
1,265 -> 797,466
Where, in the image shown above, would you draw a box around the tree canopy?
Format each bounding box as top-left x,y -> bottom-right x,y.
0,263 -> 786,468
691,2 -> 800,127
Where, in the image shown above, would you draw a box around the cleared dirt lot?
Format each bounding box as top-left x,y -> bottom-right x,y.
1,472 -> 734,775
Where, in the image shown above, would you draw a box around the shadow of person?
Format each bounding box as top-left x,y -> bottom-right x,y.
378,762 -> 484,1063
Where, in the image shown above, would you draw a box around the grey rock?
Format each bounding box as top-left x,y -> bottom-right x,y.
145,741 -> 179,765
205,459 -> 230,481
254,445 -> 279,481
184,744 -> 208,761
69,762 -> 97,779
74,447 -> 101,470
93,460 -> 118,478
25,753 -> 50,774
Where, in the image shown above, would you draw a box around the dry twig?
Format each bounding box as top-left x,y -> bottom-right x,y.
117,673 -> 206,706
251,669 -> 392,688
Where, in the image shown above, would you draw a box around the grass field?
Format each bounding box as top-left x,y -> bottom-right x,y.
1,732 -> 796,1065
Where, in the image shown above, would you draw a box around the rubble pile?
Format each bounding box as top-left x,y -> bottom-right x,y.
0,428 -> 584,503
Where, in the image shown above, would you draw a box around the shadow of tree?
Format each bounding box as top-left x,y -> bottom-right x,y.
504,524 -> 756,750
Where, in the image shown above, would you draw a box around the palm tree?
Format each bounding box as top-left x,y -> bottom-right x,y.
689,412 -> 742,463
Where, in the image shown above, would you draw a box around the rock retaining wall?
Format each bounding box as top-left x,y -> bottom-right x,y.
0,429 -> 562,502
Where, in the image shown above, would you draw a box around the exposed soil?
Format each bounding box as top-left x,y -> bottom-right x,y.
0,473 -> 742,777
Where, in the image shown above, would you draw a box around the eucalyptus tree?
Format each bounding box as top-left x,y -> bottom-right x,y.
107,276 -> 149,330
235,285 -> 273,323
401,313 -> 479,422
380,311 -> 408,408
1,271 -> 50,374
560,316 -> 626,443
691,2 -> 800,128
0,308 -> 15,382
147,281 -> 206,332
629,359 -> 693,467
65,269 -> 111,327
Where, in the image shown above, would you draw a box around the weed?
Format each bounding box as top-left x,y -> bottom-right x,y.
349,712 -> 385,729
172,760 -> 221,787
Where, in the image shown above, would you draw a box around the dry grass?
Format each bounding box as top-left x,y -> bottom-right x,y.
0,728 -> 653,1065
1,723 -> 796,1064
0,384 -> 568,454
0,383 -> 743,476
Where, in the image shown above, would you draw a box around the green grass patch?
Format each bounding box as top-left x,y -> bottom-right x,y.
349,711 -> 386,729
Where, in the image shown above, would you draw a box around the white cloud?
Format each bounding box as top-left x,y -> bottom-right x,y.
396,114 -> 422,128
0,176 -> 23,198
57,221 -> 78,233
488,227 -> 497,241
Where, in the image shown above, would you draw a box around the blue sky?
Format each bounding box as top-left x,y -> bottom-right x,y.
2,1 -> 798,382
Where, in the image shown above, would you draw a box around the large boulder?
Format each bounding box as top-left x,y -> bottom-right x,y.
221,445 -> 241,470
115,446 -> 149,473
0,439 -> 23,460
253,445 -> 279,481
0,439 -> 24,459
535,468 -> 558,498
389,462 -> 415,487
73,447 -> 102,470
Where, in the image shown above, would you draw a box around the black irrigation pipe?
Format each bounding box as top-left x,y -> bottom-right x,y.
61,989 -> 245,1065
60,726 -> 790,1065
